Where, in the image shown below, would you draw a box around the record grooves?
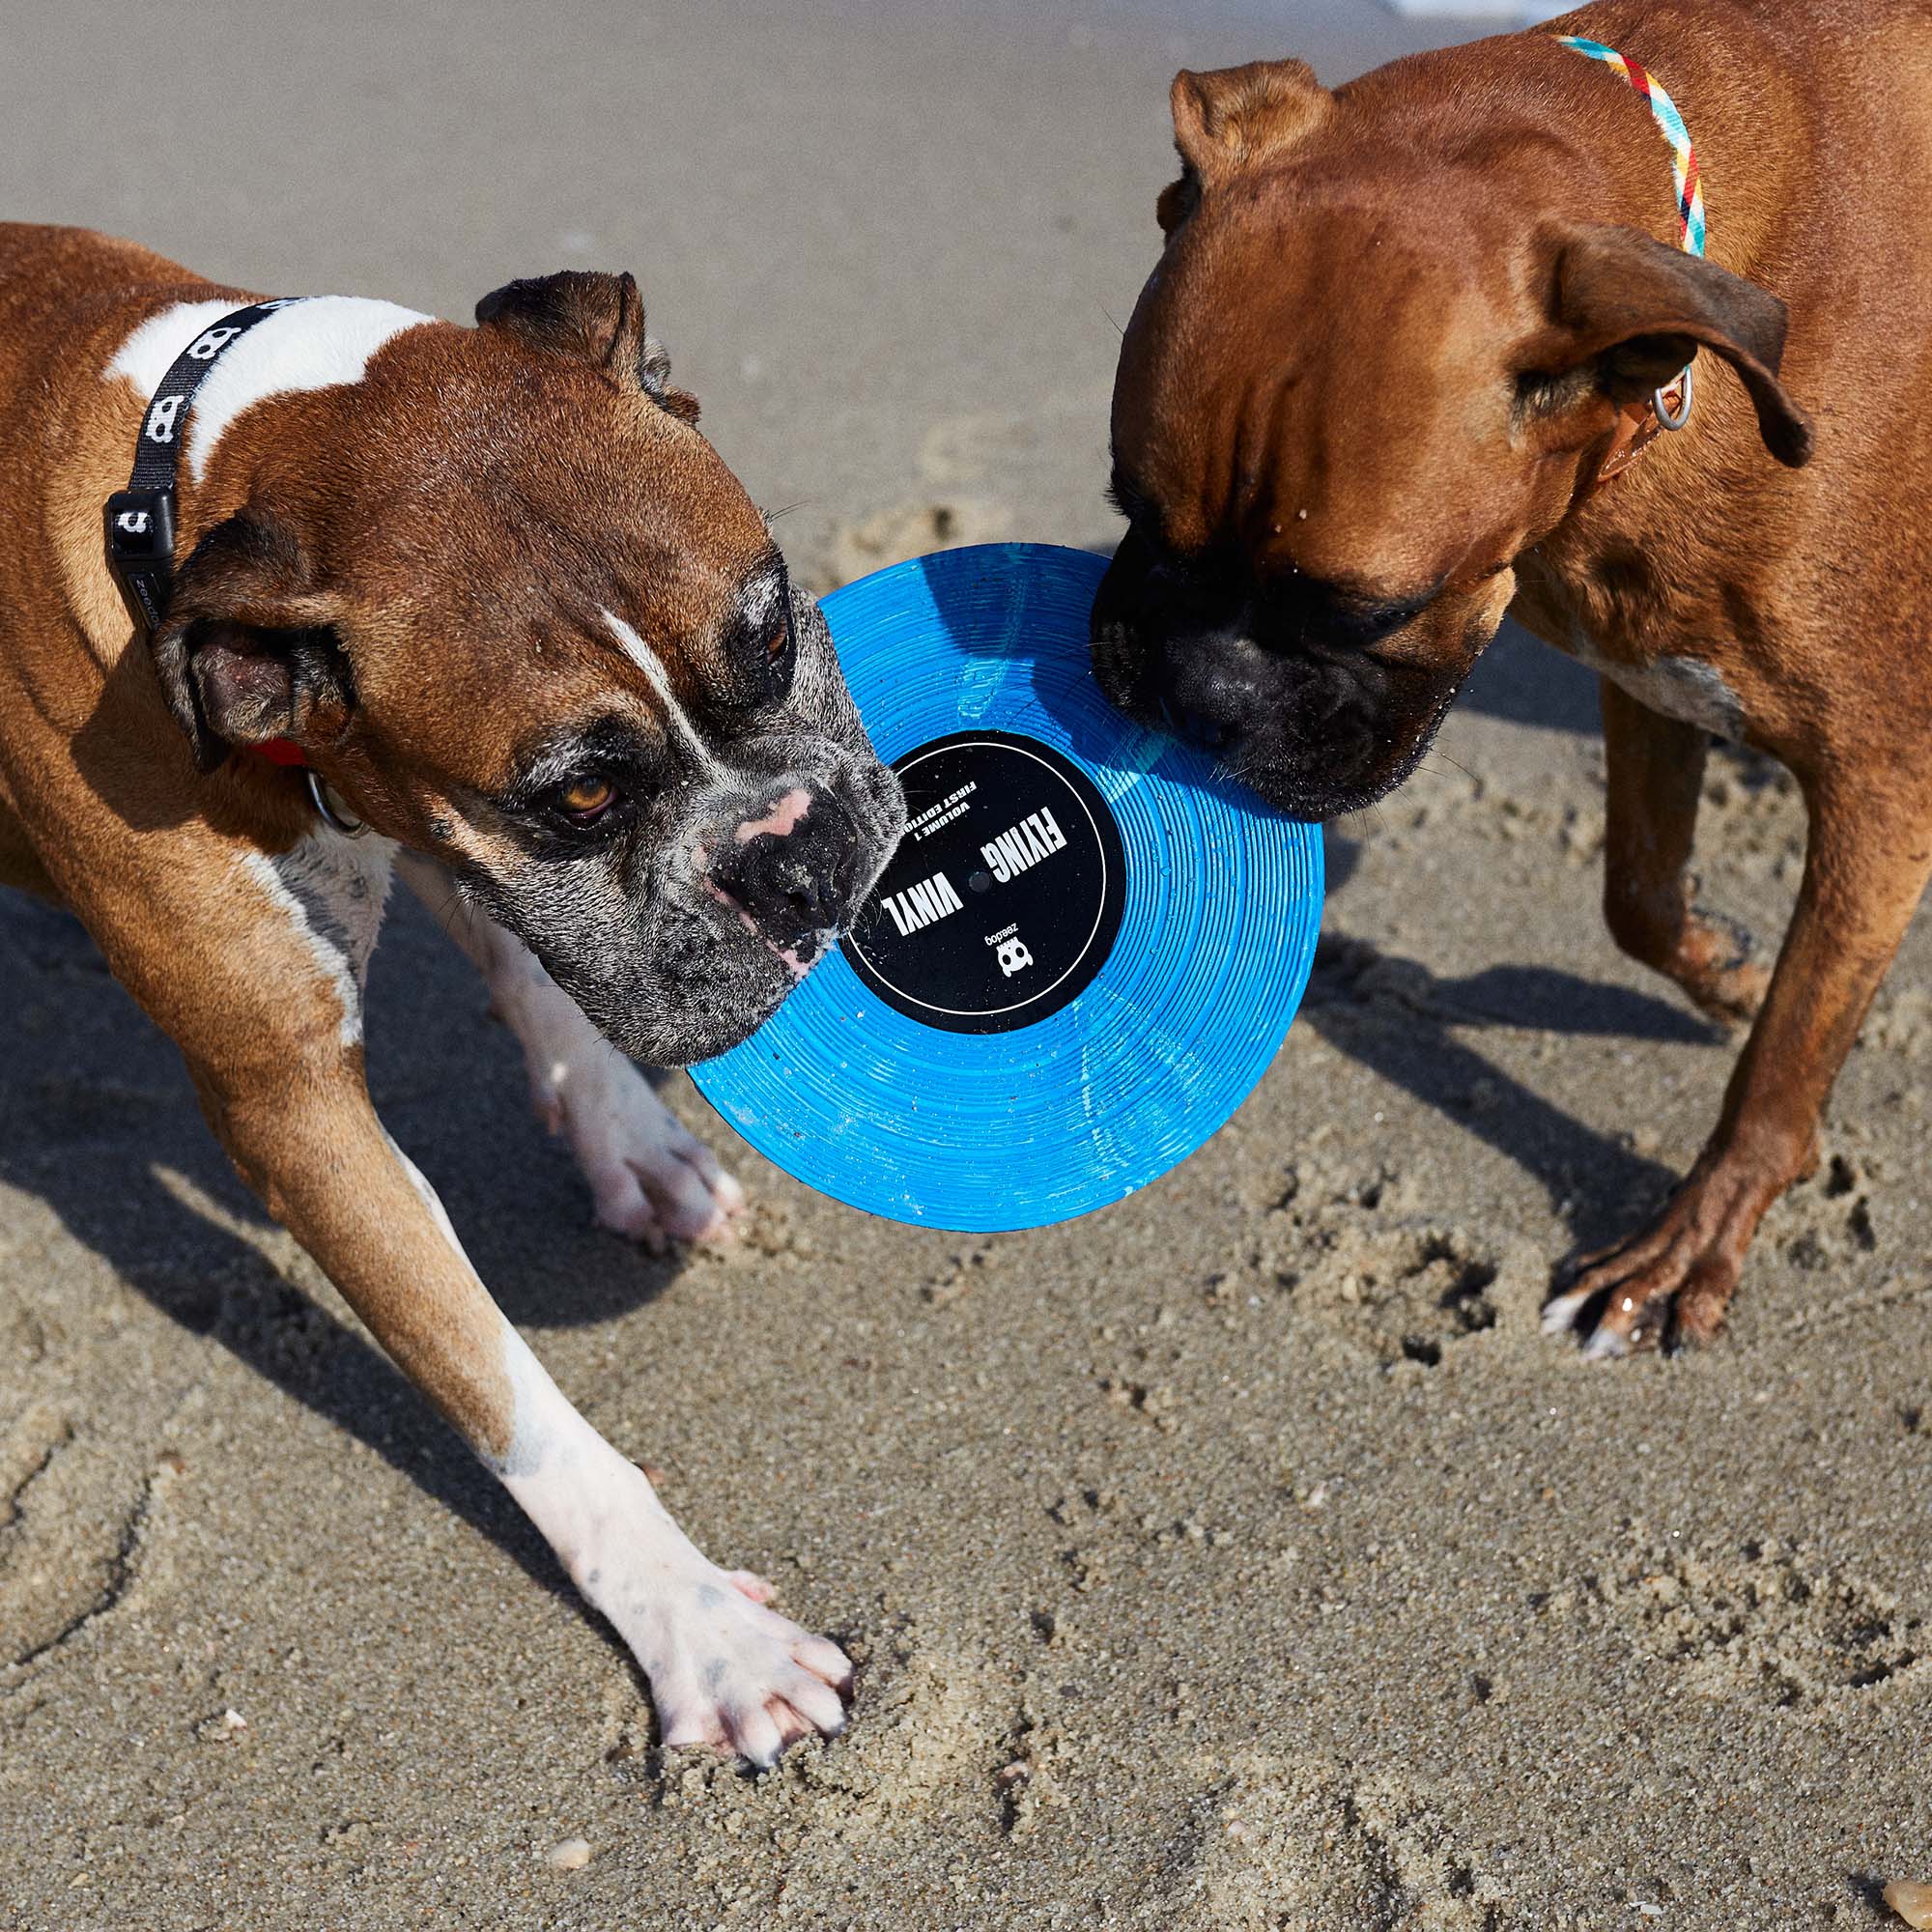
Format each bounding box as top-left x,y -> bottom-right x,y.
690,544 -> 1323,1233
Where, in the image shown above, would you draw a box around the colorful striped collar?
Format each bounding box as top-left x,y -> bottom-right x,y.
1556,35 -> 1706,257
1554,34 -> 1702,483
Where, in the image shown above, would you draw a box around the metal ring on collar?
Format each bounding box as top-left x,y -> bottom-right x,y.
304,768 -> 367,838
1655,363 -> 1694,431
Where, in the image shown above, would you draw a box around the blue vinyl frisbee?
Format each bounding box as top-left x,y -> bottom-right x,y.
689,543 -> 1323,1232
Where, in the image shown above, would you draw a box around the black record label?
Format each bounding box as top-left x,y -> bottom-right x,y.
841,729 -> 1127,1035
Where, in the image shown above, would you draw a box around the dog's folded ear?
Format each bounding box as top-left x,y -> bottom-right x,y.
474,270 -> 700,421
1548,221 -> 1814,468
148,512 -> 354,774
1161,60 -> 1332,230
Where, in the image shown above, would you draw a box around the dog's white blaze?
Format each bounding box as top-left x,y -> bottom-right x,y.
1562,630 -> 1747,741
602,610 -> 722,774
237,828 -> 395,1048
108,296 -> 433,482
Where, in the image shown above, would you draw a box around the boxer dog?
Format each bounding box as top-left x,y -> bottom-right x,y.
0,224 -> 904,1765
1091,1 -> 1931,1356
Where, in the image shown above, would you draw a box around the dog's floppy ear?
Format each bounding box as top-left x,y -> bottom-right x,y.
1547,221 -> 1813,468
149,512 -> 354,773
474,270 -> 700,420
1161,60 -> 1332,231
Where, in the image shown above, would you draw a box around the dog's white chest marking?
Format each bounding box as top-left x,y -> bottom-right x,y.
1561,630 -> 1747,741
107,297 -> 433,482
238,828 -> 395,1048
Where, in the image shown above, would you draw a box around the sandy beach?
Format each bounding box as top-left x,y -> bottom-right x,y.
2,2 -> 1927,1926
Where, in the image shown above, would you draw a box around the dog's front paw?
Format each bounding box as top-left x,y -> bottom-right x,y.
518,1028 -> 742,1252
616,1563 -> 852,1767
534,1055 -> 746,1251
1541,1157 -> 1776,1356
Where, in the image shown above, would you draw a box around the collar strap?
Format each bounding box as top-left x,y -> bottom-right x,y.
1554,36 -> 1706,257
1553,35 -> 1704,487
103,298 -> 327,783
104,298 -> 308,635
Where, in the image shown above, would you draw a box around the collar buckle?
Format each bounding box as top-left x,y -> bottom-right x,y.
103,486 -> 177,633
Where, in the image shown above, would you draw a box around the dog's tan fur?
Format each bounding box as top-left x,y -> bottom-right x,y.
0,223 -> 894,1763
1096,1 -> 1932,1353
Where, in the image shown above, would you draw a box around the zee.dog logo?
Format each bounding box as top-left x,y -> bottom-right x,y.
114,509 -> 152,537
185,325 -> 243,361
144,394 -> 185,444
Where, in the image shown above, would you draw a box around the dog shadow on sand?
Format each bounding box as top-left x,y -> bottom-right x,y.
0,621 -> 1696,1596
1299,893 -> 1702,1248
0,879 -> 693,1605
1306,622 -> 1701,1246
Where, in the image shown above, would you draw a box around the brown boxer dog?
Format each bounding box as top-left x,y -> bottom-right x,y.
1092,1 -> 1932,1357
0,223 -> 904,1764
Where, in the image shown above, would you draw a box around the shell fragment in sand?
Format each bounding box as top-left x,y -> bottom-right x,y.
1887,1881 -> 1932,1929
547,1837 -> 592,1872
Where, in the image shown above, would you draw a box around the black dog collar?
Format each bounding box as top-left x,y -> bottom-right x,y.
101,297 -> 366,834
103,298 -> 309,637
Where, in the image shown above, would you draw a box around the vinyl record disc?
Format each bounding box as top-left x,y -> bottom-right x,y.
690,543 -> 1322,1232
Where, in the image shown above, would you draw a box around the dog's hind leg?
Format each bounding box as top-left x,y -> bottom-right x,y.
393,851 -> 745,1249
1597,680 -> 1770,1029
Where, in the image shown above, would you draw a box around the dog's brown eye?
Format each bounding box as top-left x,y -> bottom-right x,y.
559,777 -> 616,820
766,627 -> 787,664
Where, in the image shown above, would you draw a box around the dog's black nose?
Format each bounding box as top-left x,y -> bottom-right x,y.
708,788 -> 861,952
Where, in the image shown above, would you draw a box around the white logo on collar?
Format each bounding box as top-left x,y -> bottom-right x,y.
114,508 -> 152,536
145,393 -> 185,443
185,324 -> 243,361
108,296 -> 434,481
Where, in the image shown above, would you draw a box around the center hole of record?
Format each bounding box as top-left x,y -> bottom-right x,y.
839,729 -> 1127,1036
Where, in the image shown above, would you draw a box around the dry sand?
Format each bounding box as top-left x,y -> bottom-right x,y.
2,2 -> 1928,1926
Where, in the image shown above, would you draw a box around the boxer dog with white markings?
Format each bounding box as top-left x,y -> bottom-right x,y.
0,223 -> 903,1766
